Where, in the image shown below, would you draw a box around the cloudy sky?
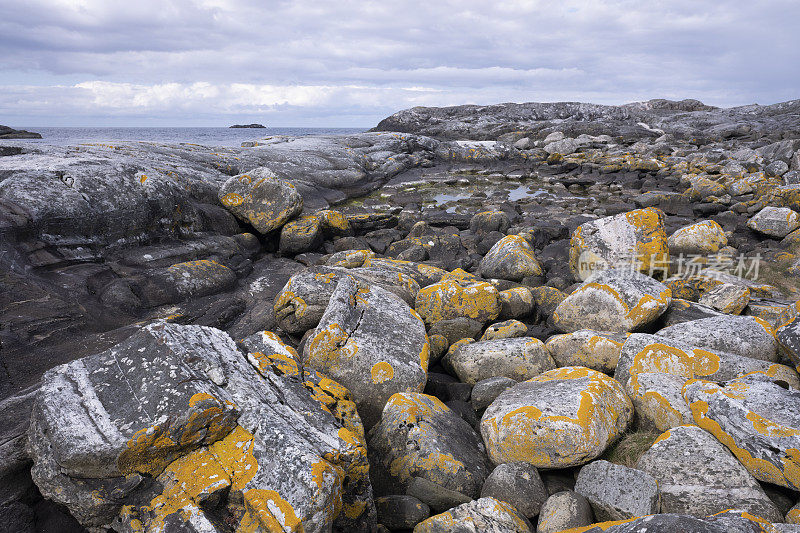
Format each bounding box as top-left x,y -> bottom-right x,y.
1,0 -> 797,127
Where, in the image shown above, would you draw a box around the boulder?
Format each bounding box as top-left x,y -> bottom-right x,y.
625,372 -> 694,431
415,279 -> 501,326
636,425 -> 782,521
479,235 -> 543,281
567,510 -> 793,532
552,269 -> 672,333
279,214 -> 324,254
777,315 -> 800,368
498,287 -> 535,319
136,259 -> 237,307
480,462 -> 548,519
304,276 -> 429,427
537,491 -> 593,533
667,220 -> 728,256
444,337 -> 556,385
406,477 -> 471,513
545,330 -> 626,373
480,319 -> 528,341
747,206 -> 800,238
413,497 -> 532,533
470,211 -> 511,235
26,322 -> 375,531
684,373 -> 800,491
471,377 -> 517,411
574,460 -> 659,521
699,282 -> 750,314
569,207 -> 669,281
655,315 -> 779,362
480,367 -> 633,468
375,495 -> 430,531
218,167 -> 303,233
367,393 -> 491,499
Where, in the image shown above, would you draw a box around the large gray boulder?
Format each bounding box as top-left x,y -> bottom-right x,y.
544,330 -> 625,373
574,460 -> 659,521
625,372 -> 694,432
479,235 -> 543,281
26,322 -> 376,532
303,276 -> 429,427
636,425 -> 782,522
655,315 -> 779,362
667,220 -> 728,255
570,510 -> 794,532
480,462 -> 548,519
218,166 -> 303,234
747,206 -> 800,238
536,491 -> 593,533
444,337 -> 555,385
413,497 -> 532,533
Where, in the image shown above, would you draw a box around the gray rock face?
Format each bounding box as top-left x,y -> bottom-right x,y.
26,322 -> 376,531
574,460 -> 659,521
376,495 -> 430,530
544,329 -> 625,373
777,315 -> 800,367
572,510 -> 793,532
471,377 -> 517,411
0,125 -> 42,139
747,206 -> 800,237
655,315 -> 779,362
667,220 -> 728,255
625,371 -> 694,432
479,234 -> 543,281
413,497 -> 532,533
480,462 -> 547,519
537,491 -> 593,533
218,166 -> 303,233
636,425 -> 781,522
368,392 -> 491,499
444,337 -> 555,385
303,276 -> 429,427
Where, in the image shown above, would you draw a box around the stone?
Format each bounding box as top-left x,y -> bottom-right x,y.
574,460 -> 659,521
429,317 -> 484,344
655,315 -> 779,362
684,373 -> 800,491
444,337 -> 556,385
747,206 -> 800,238
544,330 -> 625,373
376,495 -> 430,531
479,235 -> 543,281
766,160 -> 791,177
552,269 -> 672,333
530,286 -> 567,323
136,259 -> 237,307
480,462 -> 548,519
239,329 -> 297,362
667,220 -> 728,255
498,287 -> 535,319
415,279 -> 501,326
480,367 -> 633,468
481,319 -> 528,341
625,372 -> 694,431
537,491 -> 593,533
26,322 -> 375,531
368,393 -> 491,499
413,497 -> 532,533
406,477 -> 472,513
636,425 -> 782,521
699,282 -> 750,314
569,207 -> 669,281
472,377 -> 517,411
218,166 -> 303,233
568,510 -> 793,532
470,211 -> 511,234
615,333 -> 798,388
279,214 -> 323,255
777,315 -> 800,368
304,276 -> 429,427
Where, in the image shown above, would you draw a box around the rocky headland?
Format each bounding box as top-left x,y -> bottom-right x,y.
0,125 -> 42,140
1,98 -> 800,532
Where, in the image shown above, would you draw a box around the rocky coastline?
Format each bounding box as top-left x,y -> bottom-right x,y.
1,98 -> 800,532
0,125 -> 42,140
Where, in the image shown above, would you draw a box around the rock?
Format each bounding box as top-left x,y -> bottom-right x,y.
480,367 -> 633,468
625,372 -> 694,431
304,276 -> 429,427
552,269 -> 672,333
405,477 -> 472,513
778,315 -> 800,368
480,462 -> 548,519
544,330 -> 626,373
218,167 -> 303,233
279,214 -> 323,254
136,259 -> 237,307
667,220 -> 728,255
788,502 -> 800,524
470,211 -> 511,234
530,286 -> 567,324
472,377 -> 517,411
766,160 -> 791,177
479,235 -> 543,281
481,319 -> 528,341
368,392 -> 491,499
413,497 -> 532,533
569,208 -> 669,281
0,125 -> 41,139
569,510 -> 793,532
444,337 -> 556,385
498,287 -> 535,319
615,333 -> 798,388
747,206 -> 800,238
415,279 -> 501,326
684,373 -> 800,491
429,316 -> 484,344
636,425 -> 782,521
545,138 -> 582,155
655,315 -> 779,362
574,460 -> 659,521
26,322 -> 375,531
537,491 -> 594,533
699,282 -> 750,314
375,495 -> 430,530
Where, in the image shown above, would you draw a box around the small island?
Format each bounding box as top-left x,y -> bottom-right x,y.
0,125 -> 42,139
229,123 -> 266,129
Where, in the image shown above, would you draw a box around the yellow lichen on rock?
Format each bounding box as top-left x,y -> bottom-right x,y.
415,279 -> 501,325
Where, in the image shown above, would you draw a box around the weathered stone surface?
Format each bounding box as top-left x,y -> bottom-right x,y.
279,214 -> 323,254
569,208 -> 669,281
415,279 -> 501,326
552,269 -> 672,333
413,497 -> 531,533
615,333 -> 798,388
136,259 -> 237,307
545,329 -> 625,373
304,276 -> 429,427
471,377 -> 517,411
375,495 -> 430,531
480,367 -> 633,468
368,393 -> 491,499
684,373 -> 800,491
699,282 -> 750,314
498,287 -> 535,319
470,211 -> 511,235
636,425 -> 782,521
406,477 -> 472,514
480,462 -> 547,519
667,220 -> 728,255
777,315 -> 800,368
656,315 -> 779,362
625,372 -> 694,431
27,322 -> 375,531
537,491 -> 593,533
566,510 -> 792,532
218,166 -> 303,233
480,319 -> 528,341
479,235 -> 543,281
574,460 -> 659,521
747,206 -> 800,238
444,337 -> 555,385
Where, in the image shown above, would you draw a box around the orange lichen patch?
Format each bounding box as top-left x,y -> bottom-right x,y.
307,323 -> 359,371
370,362 -> 395,384
386,393 -> 449,426
139,174 -> 149,184
220,192 -> 246,207
418,339 -> 430,372
388,451 -> 466,483
415,279 -> 500,325
319,210 -> 350,232
274,290 -> 308,320
249,351 -> 300,377
788,507 -> 800,524
630,343 -> 695,379
239,489 -> 304,532
560,517 -> 640,532
442,268 -> 479,281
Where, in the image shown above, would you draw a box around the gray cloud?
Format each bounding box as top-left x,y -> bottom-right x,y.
0,0 -> 797,126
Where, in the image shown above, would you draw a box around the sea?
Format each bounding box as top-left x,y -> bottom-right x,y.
0,127 -> 367,147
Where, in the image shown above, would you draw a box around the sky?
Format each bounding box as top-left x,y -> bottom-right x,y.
0,0 -> 797,127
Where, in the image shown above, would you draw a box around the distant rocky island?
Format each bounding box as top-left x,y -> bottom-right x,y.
229,123 -> 266,128
0,124 -> 41,139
